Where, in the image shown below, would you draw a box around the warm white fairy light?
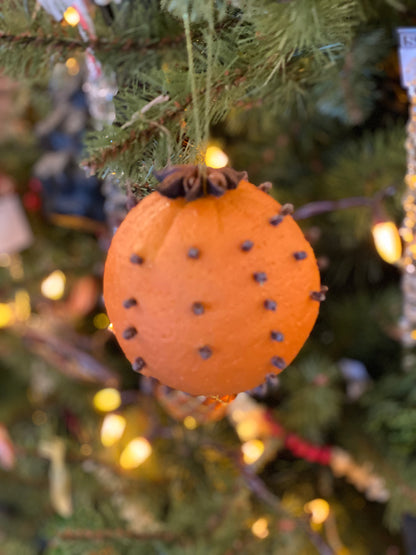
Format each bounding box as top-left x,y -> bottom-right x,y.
0,303 -> 13,328
251,517 -> 269,539
14,289 -> 31,321
372,221 -> 402,264
119,437 -> 152,469
101,414 -> 126,447
63,6 -> 80,26
41,270 -> 66,300
183,415 -> 198,430
65,57 -> 80,76
242,439 -> 264,464
205,145 -> 229,169
304,498 -> 330,525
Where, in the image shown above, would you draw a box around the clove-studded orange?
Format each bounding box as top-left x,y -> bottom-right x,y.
103,165 -> 323,396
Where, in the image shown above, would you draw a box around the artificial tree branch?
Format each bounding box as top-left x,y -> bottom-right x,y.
0,31 -> 186,57
203,441 -> 334,555
53,528 -> 181,544
240,465 -> 335,555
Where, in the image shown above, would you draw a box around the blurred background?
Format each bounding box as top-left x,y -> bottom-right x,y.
1,1 -> 416,553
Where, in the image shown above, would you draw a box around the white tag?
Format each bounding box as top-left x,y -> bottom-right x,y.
397,28 -> 416,89
0,194 -> 33,254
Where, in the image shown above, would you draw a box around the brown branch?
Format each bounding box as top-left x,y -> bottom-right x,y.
0,31 -> 185,56
239,464 -> 334,555
293,196 -> 373,220
82,98 -> 192,173
201,441 -> 334,555
0,31 -> 85,50
54,528 -> 179,543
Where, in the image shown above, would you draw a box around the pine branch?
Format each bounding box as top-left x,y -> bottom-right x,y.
0,30 -> 85,49
240,466 -> 335,555
202,441 -> 334,555
0,30 -> 185,57
53,528 -> 180,543
83,98 -> 191,174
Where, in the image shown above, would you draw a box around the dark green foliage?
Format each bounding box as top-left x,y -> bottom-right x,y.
1,0 -> 416,552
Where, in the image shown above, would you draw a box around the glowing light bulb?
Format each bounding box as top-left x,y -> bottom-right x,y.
251,517 -> 269,539
242,439 -> 264,464
93,313 -> 110,329
372,222 -> 402,264
101,414 -> 126,447
63,6 -> 80,26
107,322 -> 115,333
183,416 -> 197,430
0,303 -> 13,328
205,145 -> 229,169
304,498 -> 330,524
14,290 -> 31,321
41,270 -> 66,300
93,388 -> 121,412
65,57 -> 80,76
236,419 -> 259,441
119,437 -> 152,469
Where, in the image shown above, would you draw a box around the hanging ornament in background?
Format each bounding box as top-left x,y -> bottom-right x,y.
84,48 -> 117,129
371,220 -> 402,265
397,29 -> 416,351
104,165 -> 324,396
0,174 -> 33,255
34,58 -> 106,228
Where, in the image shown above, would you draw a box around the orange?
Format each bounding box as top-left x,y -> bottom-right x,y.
104,172 -> 321,396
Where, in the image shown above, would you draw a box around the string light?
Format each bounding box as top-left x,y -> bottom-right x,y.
304,498 -> 330,525
63,6 -> 80,26
119,437 -> 152,469
205,145 -> 229,169
101,414 -> 126,447
41,270 -> 66,300
241,439 -> 264,464
93,313 -> 110,329
14,290 -> 31,321
371,221 -> 402,264
93,388 -> 121,412
236,419 -> 259,441
65,57 -> 80,76
107,322 -> 115,333
183,415 -> 198,430
0,303 -> 13,328
251,517 -> 269,539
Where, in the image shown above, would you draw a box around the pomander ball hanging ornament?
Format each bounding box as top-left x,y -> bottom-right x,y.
104,165 -> 324,396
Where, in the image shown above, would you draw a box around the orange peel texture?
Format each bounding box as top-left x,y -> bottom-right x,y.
104,180 -> 321,396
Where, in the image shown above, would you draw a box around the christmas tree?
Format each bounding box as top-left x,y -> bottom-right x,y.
1,1 -> 416,553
